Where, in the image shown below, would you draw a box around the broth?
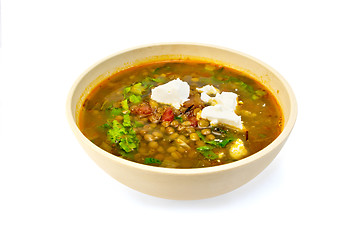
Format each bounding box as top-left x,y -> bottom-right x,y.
79,60 -> 283,168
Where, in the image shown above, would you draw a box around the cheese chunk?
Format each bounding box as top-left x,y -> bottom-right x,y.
197,85 -> 243,130
150,79 -> 190,109
196,85 -> 220,95
229,138 -> 248,159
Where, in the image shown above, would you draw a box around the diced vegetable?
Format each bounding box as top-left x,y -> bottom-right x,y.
131,103 -> 153,116
161,107 -> 174,122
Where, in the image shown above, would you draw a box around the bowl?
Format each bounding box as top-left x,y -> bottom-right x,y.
66,43 -> 297,200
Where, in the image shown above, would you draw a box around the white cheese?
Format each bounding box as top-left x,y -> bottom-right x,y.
150,78 -> 190,109
197,85 -> 243,130
196,85 -> 220,95
229,138 -> 248,159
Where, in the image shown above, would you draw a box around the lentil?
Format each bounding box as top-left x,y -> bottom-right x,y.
201,128 -> 211,135
190,133 -> 200,141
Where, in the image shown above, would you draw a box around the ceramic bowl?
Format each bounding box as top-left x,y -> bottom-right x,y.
66,43 -> 297,200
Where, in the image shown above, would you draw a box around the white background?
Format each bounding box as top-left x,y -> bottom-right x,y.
1,0 -> 359,239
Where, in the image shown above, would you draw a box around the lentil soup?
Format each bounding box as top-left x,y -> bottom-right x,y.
79,60 -> 283,168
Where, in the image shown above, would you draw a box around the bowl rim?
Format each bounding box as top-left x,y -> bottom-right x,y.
66,42 -> 297,175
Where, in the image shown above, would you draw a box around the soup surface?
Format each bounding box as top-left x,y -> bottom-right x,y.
79,60 -> 283,168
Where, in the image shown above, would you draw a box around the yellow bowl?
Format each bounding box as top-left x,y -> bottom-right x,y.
66,43 -> 297,200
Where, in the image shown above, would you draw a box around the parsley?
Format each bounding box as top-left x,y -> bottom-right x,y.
123,114 -> 131,127
196,131 -> 206,141
130,83 -> 146,95
174,116 -> 183,123
108,120 -> 127,143
145,76 -> 163,83
99,121 -> 112,131
227,77 -> 267,100
121,99 -> 129,110
108,107 -> 122,118
107,120 -> 139,153
124,86 -> 131,94
196,146 -> 218,160
144,157 -> 162,165
196,131 -> 234,147
195,131 -> 234,159
101,81 -> 149,154
129,94 -> 142,103
206,137 -> 235,148
134,121 -> 144,127
119,137 -> 138,153
196,145 -> 214,151
152,65 -> 171,74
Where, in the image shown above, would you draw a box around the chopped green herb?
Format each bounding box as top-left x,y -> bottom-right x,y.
121,99 -> 129,110
129,94 -> 142,103
239,81 -> 255,93
196,145 -> 218,160
109,107 -> 122,118
210,76 -> 225,84
196,145 -> 214,151
144,157 -> 162,165
107,120 -> 139,153
153,65 -> 171,74
130,83 -> 146,95
252,95 -> 260,100
124,86 -> 131,94
174,116 -> 183,122
99,121 -> 112,130
196,131 -> 234,148
255,89 -> 266,97
145,76 -> 163,83
119,150 -> 135,160
205,140 -> 220,146
153,67 -> 161,74
108,120 -> 127,143
119,137 -> 138,153
196,131 -> 205,141
123,114 -> 131,127
227,77 -> 267,100
205,137 -> 235,148
218,137 -> 235,147
134,121 -> 144,127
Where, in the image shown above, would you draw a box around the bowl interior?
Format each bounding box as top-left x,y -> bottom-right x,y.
67,43 -> 297,173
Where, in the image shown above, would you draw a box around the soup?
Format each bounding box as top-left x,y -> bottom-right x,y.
79,60 -> 283,168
